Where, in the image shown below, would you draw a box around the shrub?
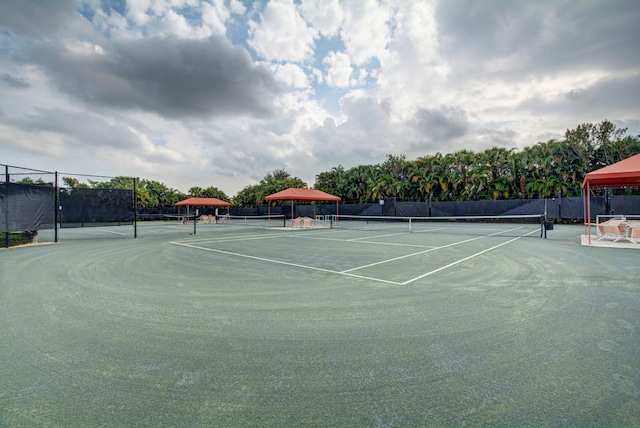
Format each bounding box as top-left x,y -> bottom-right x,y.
1,230 -> 38,247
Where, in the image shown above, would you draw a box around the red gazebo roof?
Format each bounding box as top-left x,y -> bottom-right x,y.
265,188 -> 341,202
582,153 -> 640,189
175,197 -> 231,207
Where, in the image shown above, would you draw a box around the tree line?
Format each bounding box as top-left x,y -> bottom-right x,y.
240,119 -> 640,205
15,120 -> 640,207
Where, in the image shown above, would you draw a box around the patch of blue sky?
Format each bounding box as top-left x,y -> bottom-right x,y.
312,34 -> 345,69
174,4 -> 203,27
226,14 -> 251,51
96,0 -> 127,17
314,85 -> 348,114
77,1 -> 96,22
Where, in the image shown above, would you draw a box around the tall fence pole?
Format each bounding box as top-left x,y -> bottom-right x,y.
4,165 -> 8,248
133,177 -> 138,239
55,171 -> 59,243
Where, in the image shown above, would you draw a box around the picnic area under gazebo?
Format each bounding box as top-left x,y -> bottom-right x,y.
582,153 -> 640,248
175,197 -> 231,224
265,188 -> 341,229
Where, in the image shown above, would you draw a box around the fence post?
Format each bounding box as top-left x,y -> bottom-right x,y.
4,165 -> 8,248
133,177 -> 137,239
55,172 -> 59,243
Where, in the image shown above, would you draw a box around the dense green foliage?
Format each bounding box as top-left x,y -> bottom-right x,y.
315,120 -> 640,202
233,169 -> 307,206
13,120 -> 640,206
60,177 -> 230,208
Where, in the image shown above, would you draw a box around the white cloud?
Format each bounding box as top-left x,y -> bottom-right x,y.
323,51 -> 352,88
273,63 -> 309,89
340,0 -> 392,66
1,0 -> 638,197
377,1 -> 447,119
201,0 -> 230,36
125,0 -> 154,26
299,0 -> 343,37
228,0 -> 247,15
248,0 -> 317,63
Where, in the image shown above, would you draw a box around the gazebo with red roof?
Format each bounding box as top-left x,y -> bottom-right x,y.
265,188 -> 341,227
175,197 -> 231,223
582,154 -> 640,243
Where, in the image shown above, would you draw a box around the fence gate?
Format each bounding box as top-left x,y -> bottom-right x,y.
382,197 -> 396,216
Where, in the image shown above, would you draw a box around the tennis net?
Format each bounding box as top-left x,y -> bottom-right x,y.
215,214 -> 286,227
330,214 -> 547,238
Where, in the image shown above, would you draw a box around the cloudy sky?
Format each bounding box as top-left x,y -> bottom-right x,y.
1,0 -> 639,196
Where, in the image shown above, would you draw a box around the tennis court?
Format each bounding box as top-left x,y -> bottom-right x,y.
1,220 -> 639,426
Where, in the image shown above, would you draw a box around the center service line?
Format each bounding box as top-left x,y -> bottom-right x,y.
340,225 -> 531,274
340,234 -> 488,273
401,236 -> 522,285
401,228 -> 540,285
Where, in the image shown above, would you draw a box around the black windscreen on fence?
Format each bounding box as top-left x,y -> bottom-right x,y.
611,195 -> 640,216
1,183 -> 55,232
236,196 -> 637,221
430,199 -> 547,217
59,187 -> 134,227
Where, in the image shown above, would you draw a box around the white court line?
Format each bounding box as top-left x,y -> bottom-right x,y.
170,225 -> 538,286
340,225 -> 534,274
290,235 -> 437,249
169,241 -> 402,285
401,230 -> 538,285
94,228 -> 129,235
346,227 -> 449,240
340,235 -> 487,273
178,233 -> 295,244
348,231 -> 410,241
401,238 -> 519,284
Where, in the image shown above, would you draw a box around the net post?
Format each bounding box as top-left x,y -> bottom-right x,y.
194,209 -> 198,235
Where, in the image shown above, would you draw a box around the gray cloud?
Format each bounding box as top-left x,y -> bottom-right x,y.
9,107 -> 145,151
436,0 -> 640,79
28,36 -> 281,119
0,0 -> 77,37
1,0 -> 638,196
518,73 -> 640,119
300,96 -> 401,171
411,106 -> 469,142
1,73 -> 30,88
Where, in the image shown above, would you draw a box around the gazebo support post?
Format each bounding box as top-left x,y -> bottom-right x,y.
587,182 -> 591,244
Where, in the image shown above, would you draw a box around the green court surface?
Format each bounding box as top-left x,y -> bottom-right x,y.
1,223 -> 639,426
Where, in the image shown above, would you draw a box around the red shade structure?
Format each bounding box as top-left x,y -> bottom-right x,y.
265,188 -> 341,227
175,197 -> 231,223
582,154 -> 640,244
